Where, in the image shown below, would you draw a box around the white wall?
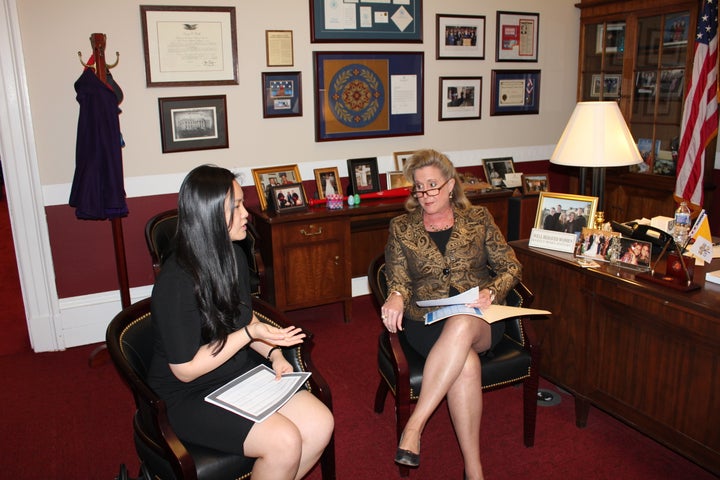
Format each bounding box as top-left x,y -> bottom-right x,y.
16,0 -> 580,194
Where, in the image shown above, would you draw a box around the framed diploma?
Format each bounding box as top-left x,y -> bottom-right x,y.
140,5 -> 239,87
265,30 -> 294,67
313,51 -> 424,142
495,11 -> 539,62
490,69 -> 541,116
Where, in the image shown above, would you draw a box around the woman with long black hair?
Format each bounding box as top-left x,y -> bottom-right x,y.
148,165 -> 333,480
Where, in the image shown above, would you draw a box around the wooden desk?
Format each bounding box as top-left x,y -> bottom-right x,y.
510,240 -> 720,475
249,189 -> 511,322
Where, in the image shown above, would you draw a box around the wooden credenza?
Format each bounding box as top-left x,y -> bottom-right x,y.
510,240 -> 720,476
249,189 -> 512,322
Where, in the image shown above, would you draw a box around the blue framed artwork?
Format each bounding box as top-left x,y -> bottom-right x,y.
310,0 -> 422,43
313,51 -> 424,142
262,71 -> 302,118
490,69 -> 541,116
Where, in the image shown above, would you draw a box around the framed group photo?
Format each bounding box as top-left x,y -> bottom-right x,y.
314,167 -> 342,199
534,192 -> 598,234
521,174 -> 549,195
490,69 -> 541,116
436,14 -> 486,60
158,95 -> 228,154
591,74 -> 621,98
261,71 -> 302,118
251,164 -> 303,211
439,77 -> 482,121
140,5 -> 238,87
270,183 -> 307,214
347,157 -> 380,195
313,51 -> 424,142
495,11 -> 539,62
482,157 -> 515,188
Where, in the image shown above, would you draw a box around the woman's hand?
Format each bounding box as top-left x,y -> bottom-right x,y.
249,321 -> 306,347
466,288 -> 495,310
270,355 -> 294,380
381,293 -> 404,333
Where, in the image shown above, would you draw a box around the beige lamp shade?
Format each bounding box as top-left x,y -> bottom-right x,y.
550,101 -> 643,168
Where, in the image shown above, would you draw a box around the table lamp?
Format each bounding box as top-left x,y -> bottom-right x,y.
550,101 -> 643,226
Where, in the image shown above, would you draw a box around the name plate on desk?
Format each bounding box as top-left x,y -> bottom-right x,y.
528,228 -> 577,253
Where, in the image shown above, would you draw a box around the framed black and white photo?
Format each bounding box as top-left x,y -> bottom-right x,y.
482,157 -> 515,188
347,157 -> 380,195
262,71 -> 302,118
495,11 -> 539,62
436,14 -> 486,59
439,77 -> 482,121
158,95 -> 228,153
141,6 -> 238,87
521,173 -> 549,195
490,69 -> 541,116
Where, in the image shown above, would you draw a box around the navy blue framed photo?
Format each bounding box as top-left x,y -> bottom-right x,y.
310,0 -> 422,43
313,51 -> 424,142
490,69 -> 541,116
262,71 -> 302,118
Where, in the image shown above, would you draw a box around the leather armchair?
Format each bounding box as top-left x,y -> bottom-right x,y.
368,253 -> 540,477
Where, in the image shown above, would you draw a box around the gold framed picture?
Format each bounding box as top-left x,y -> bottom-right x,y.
393,150 -> 417,170
534,192 -> 598,234
251,164 -> 303,210
313,167 -> 342,199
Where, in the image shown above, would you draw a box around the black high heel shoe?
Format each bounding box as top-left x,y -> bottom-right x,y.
394,434 -> 420,468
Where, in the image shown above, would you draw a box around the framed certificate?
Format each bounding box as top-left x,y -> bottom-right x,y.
140,6 -> 238,87
490,69 -> 541,116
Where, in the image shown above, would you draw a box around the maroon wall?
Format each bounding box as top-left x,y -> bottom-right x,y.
45,160 -> 717,298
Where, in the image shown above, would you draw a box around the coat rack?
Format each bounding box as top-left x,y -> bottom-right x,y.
77,33 -> 129,367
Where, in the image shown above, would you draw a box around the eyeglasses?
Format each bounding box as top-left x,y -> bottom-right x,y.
411,179 -> 451,198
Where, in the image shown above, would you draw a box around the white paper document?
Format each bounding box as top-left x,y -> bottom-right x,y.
205,364 -> 310,422
416,286 -> 480,307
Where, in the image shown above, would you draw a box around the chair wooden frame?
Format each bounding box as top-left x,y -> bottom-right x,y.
106,297 -> 336,480
368,253 -> 541,477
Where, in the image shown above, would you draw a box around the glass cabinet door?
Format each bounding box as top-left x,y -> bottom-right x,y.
581,21 -> 625,101
630,11 -> 690,175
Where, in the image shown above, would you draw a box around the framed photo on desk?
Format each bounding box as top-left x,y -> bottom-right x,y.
534,192 -> 597,233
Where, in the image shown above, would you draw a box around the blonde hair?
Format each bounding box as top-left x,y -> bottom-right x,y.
403,149 -> 471,212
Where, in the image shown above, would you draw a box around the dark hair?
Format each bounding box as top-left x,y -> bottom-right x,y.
175,164 -> 244,353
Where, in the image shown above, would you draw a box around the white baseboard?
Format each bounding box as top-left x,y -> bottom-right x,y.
53,278 -> 372,351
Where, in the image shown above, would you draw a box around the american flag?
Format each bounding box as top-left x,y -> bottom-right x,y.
675,0 -> 718,207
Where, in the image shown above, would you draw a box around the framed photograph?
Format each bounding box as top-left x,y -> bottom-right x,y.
314,167 -> 342,200
310,0 -> 422,43
261,71 -> 302,118
439,77 -> 482,121
490,69 -> 541,116
590,74 -> 621,98
482,157 -> 515,188
596,23 -> 625,54
140,6 -> 238,87
270,182 -> 307,214
521,174 -> 549,195
251,165 -> 303,211
158,95 -> 228,154
616,237 -> 652,270
313,51 -> 424,142
576,228 -> 621,262
495,11 -> 539,62
659,69 -> 684,98
436,14 -> 486,60
663,12 -> 690,46
347,157 -> 380,195
387,171 -> 412,190
635,70 -> 657,96
393,151 -> 417,170
265,30 -> 293,67
534,192 -> 598,234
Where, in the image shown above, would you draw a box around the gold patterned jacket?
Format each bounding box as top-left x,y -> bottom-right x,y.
385,205 -> 522,323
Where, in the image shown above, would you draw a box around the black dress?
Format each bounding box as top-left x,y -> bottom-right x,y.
147,243 -> 261,455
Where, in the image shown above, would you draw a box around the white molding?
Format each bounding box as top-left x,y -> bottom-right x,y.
0,0 -> 61,352
41,146 -> 556,206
